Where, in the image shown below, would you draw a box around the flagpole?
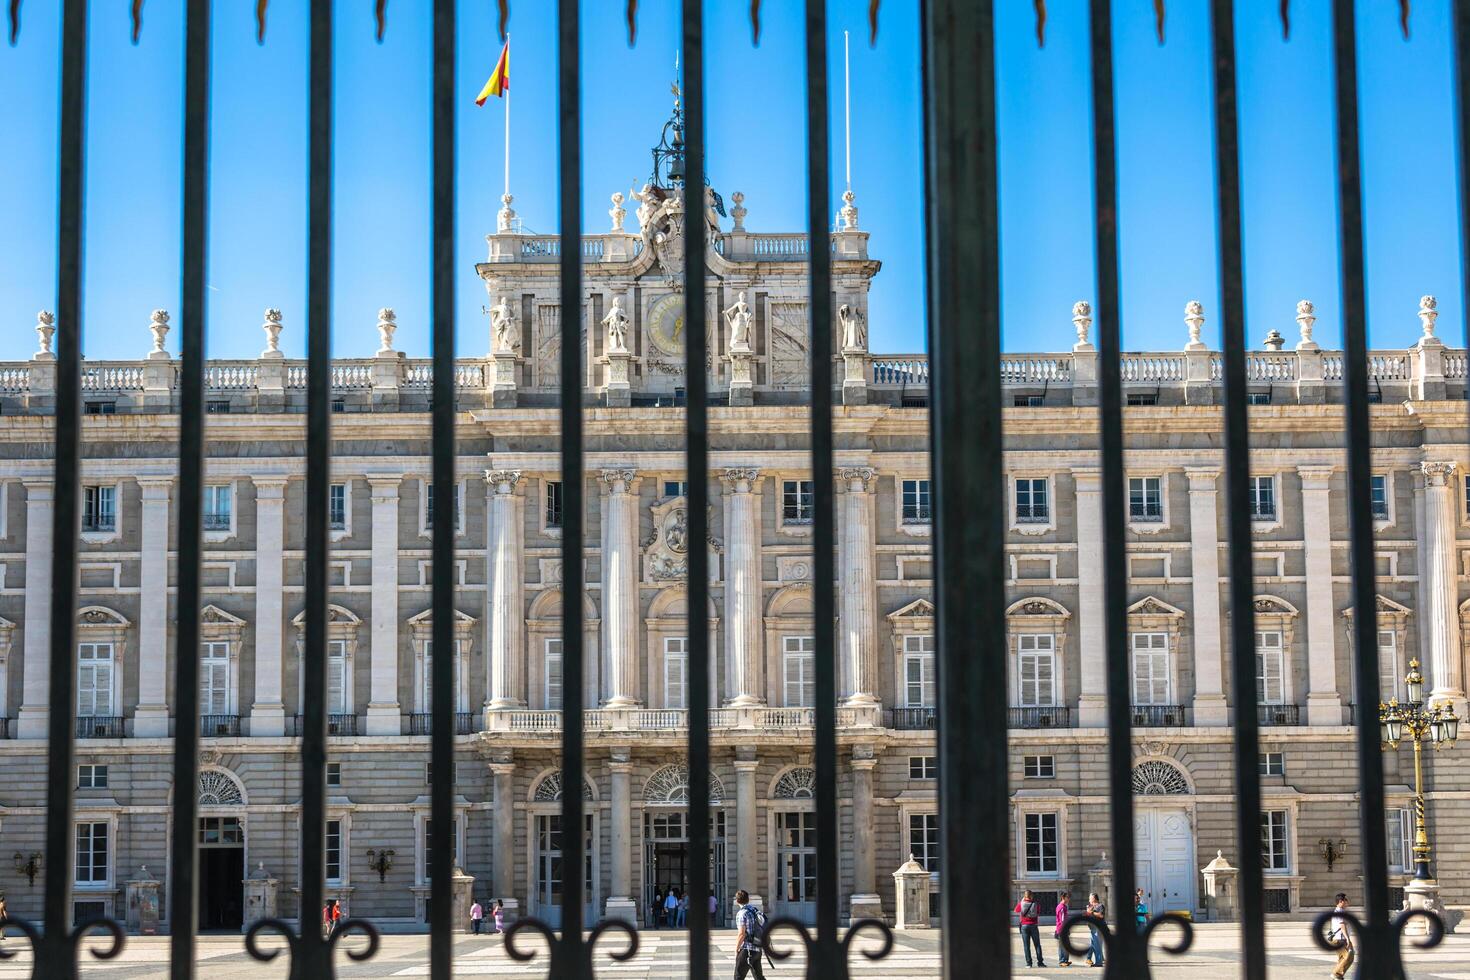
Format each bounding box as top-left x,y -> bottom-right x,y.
844,29 -> 851,193
504,34 -> 511,201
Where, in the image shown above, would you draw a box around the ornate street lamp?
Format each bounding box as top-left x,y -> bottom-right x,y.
1318,837 -> 1348,872
1379,659 -> 1460,880
365,847 -> 395,883
11,852 -> 41,887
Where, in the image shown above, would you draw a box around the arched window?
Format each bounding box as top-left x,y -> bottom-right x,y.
643,762 -> 725,806
531,769 -> 595,802
1131,759 -> 1190,796
773,766 -> 816,799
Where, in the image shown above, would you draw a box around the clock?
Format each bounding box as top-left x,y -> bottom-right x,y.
646,294 -> 686,356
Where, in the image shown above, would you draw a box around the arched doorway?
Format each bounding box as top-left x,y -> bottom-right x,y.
197,769 -> 246,931
640,763 -> 728,928
1131,760 -> 1196,915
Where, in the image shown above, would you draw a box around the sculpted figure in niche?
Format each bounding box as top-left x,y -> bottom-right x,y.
723,292 -> 754,351
491,296 -> 520,354
602,296 -> 630,354
839,303 -> 867,351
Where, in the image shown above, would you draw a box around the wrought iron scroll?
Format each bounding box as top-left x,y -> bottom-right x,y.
921,0 -> 1013,976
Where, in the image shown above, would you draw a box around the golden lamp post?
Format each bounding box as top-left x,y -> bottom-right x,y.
1379,659 -> 1461,881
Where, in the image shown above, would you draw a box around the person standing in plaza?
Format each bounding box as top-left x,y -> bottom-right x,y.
677,889 -> 689,927
1085,892 -> 1106,967
664,888 -> 680,928
1328,893 -> 1355,979
470,898 -> 483,935
708,891 -> 719,927
732,889 -> 767,980
1014,889 -> 1045,968
1134,887 -> 1148,932
654,887 -> 665,928
1053,893 -> 1071,966
493,899 -> 505,933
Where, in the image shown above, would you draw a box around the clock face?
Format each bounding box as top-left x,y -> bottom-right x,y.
647,294 -> 686,356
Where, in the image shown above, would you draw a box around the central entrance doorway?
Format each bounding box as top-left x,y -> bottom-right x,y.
1134,807 -> 1195,914
533,812 -> 596,929
197,816 -> 244,931
642,810 -> 727,928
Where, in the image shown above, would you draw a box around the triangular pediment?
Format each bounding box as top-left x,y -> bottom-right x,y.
406,608 -> 477,626
1127,595 -> 1185,618
887,598 -> 936,621
199,604 -> 247,627
291,603 -> 361,627
1341,594 -> 1412,618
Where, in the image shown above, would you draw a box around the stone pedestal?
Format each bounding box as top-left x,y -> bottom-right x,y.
728,349 -> 754,407
372,349 -> 405,410
142,351 -> 175,411
242,862 -> 279,934
850,893 -> 884,924
1199,851 -> 1237,923
126,866 -> 162,934
842,350 -> 868,406
1087,852 -> 1112,912
451,867 -> 476,933
604,350 -> 632,407
605,897 -> 637,924
893,856 -> 931,929
256,346 -> 286,413
489,353 -> 519,408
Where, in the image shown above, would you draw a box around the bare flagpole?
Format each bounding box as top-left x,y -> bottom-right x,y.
844,28 -> 851,193
504,33 -> 511,201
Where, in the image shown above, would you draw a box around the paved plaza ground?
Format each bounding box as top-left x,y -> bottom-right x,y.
4,923 -> 1470,978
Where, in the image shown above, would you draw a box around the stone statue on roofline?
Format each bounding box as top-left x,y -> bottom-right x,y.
490,296 -> 519,354
723,292 -> 753,352
603,296 -> 630,354
839,303 -> 867,352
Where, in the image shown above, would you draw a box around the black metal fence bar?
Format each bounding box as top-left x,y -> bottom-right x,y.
429,0 -> 457,975
921,1 -> 1013,974
1205,4 -> 1268,975
681,2 -> 712,979
168,0 -> 210,975
1330,1 -> 1394,975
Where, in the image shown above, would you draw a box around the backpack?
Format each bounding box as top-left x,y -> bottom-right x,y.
743,905 -> 768,944
1020,900 -> 1038,919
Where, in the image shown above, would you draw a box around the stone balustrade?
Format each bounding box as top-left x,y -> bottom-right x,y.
485,705 -> 878,734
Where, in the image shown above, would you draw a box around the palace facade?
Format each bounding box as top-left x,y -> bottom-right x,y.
0,176 -> 1467,934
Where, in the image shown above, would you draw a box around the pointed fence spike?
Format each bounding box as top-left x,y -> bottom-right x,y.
131,0 -> 142,44
1155,0 -> 1166,43
869,0 -> 880,45
1035,0 -> 1047,47
256,0 -> 267,44
498,0 -> 509,42
626,0 -> 637,46
375,0 -> 386,42
1280,0 -> 1291,39
750,0 -> 761,45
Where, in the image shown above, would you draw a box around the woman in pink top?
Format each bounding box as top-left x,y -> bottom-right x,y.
1054,895 -> 1072,966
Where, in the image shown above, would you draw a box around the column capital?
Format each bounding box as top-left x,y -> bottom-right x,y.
1421,461 -> 1460,487
1184,466 -> 1220,489
837,466 -> 877,492
135,475 -> 176,498
598,467 -> 639,494
1071,467 -> 1101,491
485,469 -> 523,494
733,759 -> 760,773
22,479 -> 54,499
1296,465 -> 1334,489
721,467 -> 761,492
851,757 -> 878,772
489,761 -> 516,777
251,475 -> 290,497
366,474 -> 403,498
609,760 -> 634,775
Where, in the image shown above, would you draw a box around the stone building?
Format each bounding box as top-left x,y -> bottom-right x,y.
0,170 -> 1467,933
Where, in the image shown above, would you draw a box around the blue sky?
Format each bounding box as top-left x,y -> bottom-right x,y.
0,0 -> 1463,361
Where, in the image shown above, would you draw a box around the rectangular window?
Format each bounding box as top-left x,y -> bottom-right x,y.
1387,807 -> 1412,873
329,483 -> 347,529
782,480 -> 814,525
77,764 -> 108,789
545,481 -> 564,529
1016,634 -> 1056,707
421,638 -> 463,713
1246,391 -> 1272,405
75,822 -> 108,884
326,819 -> 343,883
1261,810 -> 1289,872
782,636 -> 816,707
77,643 -> 115,717
1249,476 -> 1277,521
1255,631 -> 1285,705
1023,755 -> 1055,779
908,813 -> 940,872
664,637 -> 688,710
82,485 -> 116,532
545,638 -> 564,709
909,756 -> 938,780
1128,477 -> 1162,521
1379,630 -> 1402,703
1371,475 -> 1389,520
424,818 -> 460,879
1130,632 -> 1170,706
84,400 -> 117,415
903,634 -> 936,707
901,479 -> 931,524
327,762 -> 341,787
1258,752 -> 1285,777
1126,392 -> 1158,406
663,480 -> 687,499
1024,812 -> 1060,874
1015,478 -> 1049,523
425,481 -> 461,531
1014,395 -> 1044,407
203,484 -> 232,530
206,399 -> 232,414
327,639 -> 347,715
200,641 -> 231,716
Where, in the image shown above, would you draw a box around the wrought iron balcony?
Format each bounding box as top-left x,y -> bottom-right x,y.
1007,706 -> 1072,730
408,712 -> 476,735
889,706 -> 938,730
199,714 -> 240,737
1131,704 -> 1189,727
489,705 -> 876,733
75,716 -> 126,739
289,713 -> 359,737
202,512 -> 231,530
1258,703 -> 1303,727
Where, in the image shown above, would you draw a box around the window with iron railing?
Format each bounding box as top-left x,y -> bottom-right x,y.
1127,475 -> 1162,522
545,479 -> 564,529
1371,473 -> 1390,520
782,479 -> 814,525
203,484 -> 232,530
82,484 -> 115,531
1249,475 -> 1277,522
1014,477 -> 1049,523
901,477 -> 931,524
328,482 -> 347,529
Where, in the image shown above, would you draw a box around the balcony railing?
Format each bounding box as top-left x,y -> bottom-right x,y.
202,513 -> 231,530
75,716 -> 126,739
289,713 -> 359,736
200,714 -> 240,737
489,705 -> 875,733
1007,706 -> 1072,730
1131,704 -> 1189,727
1258,703 -> 1302,727
408,712 -> 476,735
889,707 -> 938,730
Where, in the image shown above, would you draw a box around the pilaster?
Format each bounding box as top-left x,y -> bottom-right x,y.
838,467 -> 879,704
600,469 -> 642,707
849,749 -> 883,922
723,469 -> 765,706
133,476 -> 175,737
1298,466 -> 1343,725
17,480 -> 54,738
1421,462 -> 1465,709
365,475 -> 403,735
490,758 -> 520,919
1185,468 -> 1229,725
249,476 -> 289,736
1072,468 -> 1107,726
734,753 -> 761,907
606,750 -> 636,922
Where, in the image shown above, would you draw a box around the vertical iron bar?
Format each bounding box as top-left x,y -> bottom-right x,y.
1205,2 -> 1268,977
429,0 -> 457,976
555,0 -> 588,975
1329,1 -> 1391,976
42,0 -> 87,973
803,1 -> 838,975
921,1 -> 1012,974
169,0 -> 210,973
682,1 -> 712,978
299,0 -> 334,975
1205,3 -> 1275,975
1456,0 -> 1470,356
1087,0 -> 1141,972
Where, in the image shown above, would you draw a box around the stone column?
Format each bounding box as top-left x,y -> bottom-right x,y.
485,470 -> 524,709
723,469 -> 764,706
1186,468 -> 1229,725
606,750 -> 636,922
838,468 -> 880,704
1299,466 -> 1344,725
134,477 -> 174,737
849,749 -> 883,921
735,753 -> 761,907
490,759 -> 519,919
599,468 -> 641,707
365,476 -> 403,735
249,477 -> 289,736
1421,462 -> 1465,708
17,480 -> 53,739
1073,468 -> 1107,726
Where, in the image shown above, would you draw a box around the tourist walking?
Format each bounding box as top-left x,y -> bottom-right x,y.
654,887 -> 666,928
1134,887 -> 1148,932
1054,893 -> 1071,966
1015,889 -> 1045,968
733,889 -> 769,980
493,899 -> 505,933
1085,892 -> 1106,967
470,898 -> 483,935
677,890 -> 689,927
1328,893 -> 1355,979
664,888 -> 680,928
709,891 -> 719,927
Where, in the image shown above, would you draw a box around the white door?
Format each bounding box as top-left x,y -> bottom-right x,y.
1135,808 -> 1195,915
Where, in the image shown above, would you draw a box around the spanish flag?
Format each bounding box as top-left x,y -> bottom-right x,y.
476,41 -> 509,105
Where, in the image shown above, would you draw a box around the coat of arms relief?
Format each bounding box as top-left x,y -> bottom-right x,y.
643,495 -> 721,583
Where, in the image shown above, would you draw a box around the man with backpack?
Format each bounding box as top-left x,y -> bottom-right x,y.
1014,889 -> 1045,968
1328,893 -> 1355,979
733,889 -> 769,980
